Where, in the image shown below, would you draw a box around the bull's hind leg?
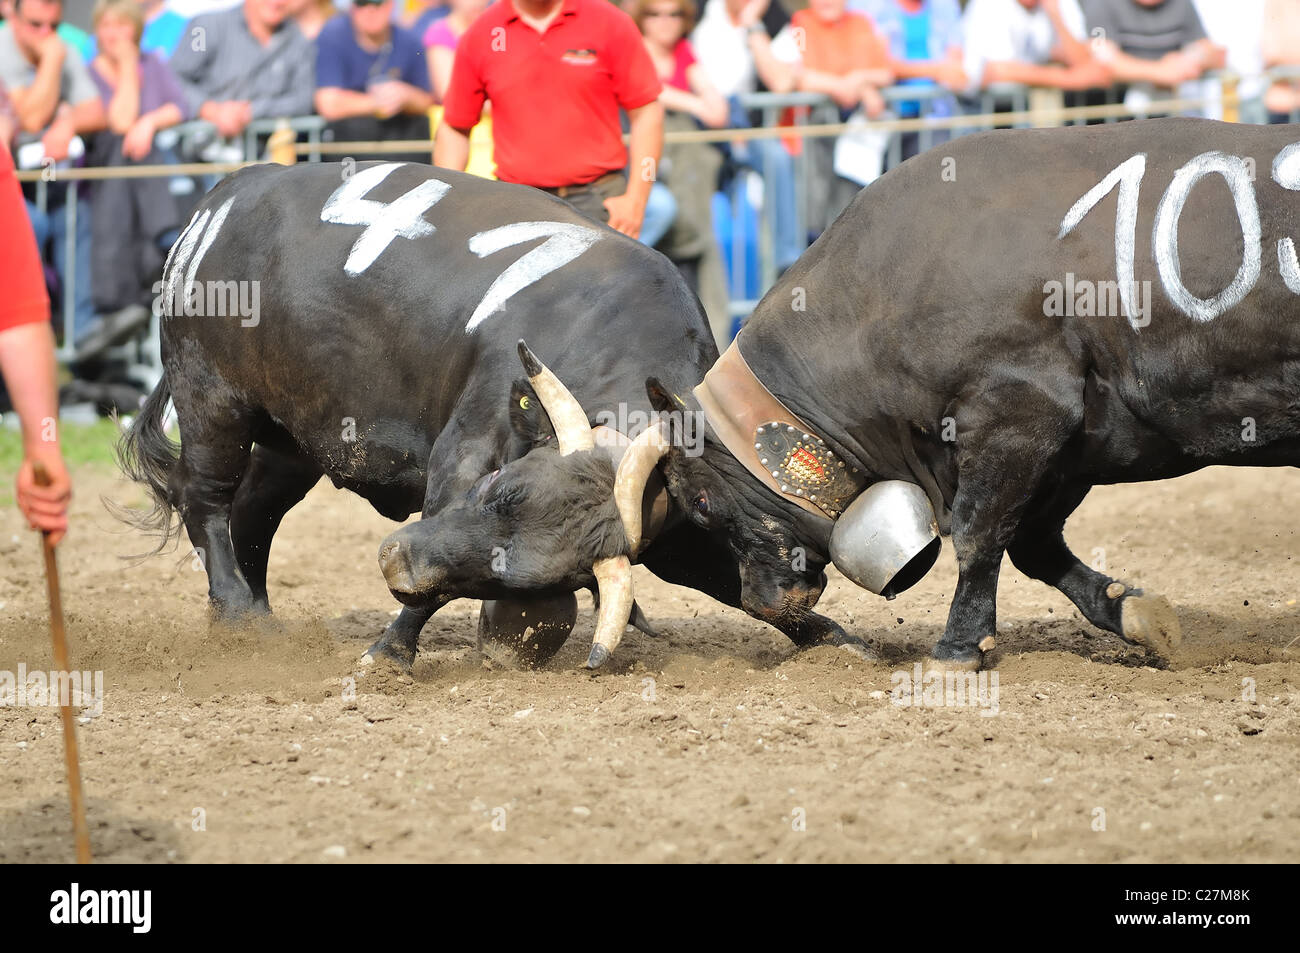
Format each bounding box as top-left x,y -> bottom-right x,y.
230,444 -> 323,612
169,388 -> 259,621
1007,479 -> 1181,659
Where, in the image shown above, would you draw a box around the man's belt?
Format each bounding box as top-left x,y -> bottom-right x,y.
538,171 -> 625,199
693,339 -> 867,521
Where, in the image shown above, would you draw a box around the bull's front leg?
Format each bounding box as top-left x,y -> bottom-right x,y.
933,400 -> 1080,671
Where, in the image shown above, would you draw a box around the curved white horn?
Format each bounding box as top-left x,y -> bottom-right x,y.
613,420 -> 670,556
586,555 -> 633,669
517,340 -> 594,456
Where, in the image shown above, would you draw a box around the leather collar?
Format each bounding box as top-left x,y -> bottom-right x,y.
693,340 -> 867,522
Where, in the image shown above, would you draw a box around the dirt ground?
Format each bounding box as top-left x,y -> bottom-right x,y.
1,462 -> 1297,863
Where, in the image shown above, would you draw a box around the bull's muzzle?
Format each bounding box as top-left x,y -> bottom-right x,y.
378,537 -> 422,594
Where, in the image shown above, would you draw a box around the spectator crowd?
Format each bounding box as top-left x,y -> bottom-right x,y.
2,0 -> 1299,390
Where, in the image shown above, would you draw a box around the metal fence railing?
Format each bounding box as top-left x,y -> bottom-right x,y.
11,70 -> 1293,379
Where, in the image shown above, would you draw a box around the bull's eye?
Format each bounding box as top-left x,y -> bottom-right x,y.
692,491 -> 710,518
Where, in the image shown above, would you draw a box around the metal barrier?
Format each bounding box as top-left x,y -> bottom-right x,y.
11,72 -> 1289,377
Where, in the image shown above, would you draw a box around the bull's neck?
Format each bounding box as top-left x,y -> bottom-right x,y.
732,326 -> 874,481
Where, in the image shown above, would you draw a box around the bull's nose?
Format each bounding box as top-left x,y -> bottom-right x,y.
378,539 -> 416,592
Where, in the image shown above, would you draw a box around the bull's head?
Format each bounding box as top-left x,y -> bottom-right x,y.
377,342 -> 682,668
623,380 -> 853,648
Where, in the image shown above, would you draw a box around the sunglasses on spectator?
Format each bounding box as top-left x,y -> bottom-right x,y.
353,0 -> 386,6
645,10 -> 685,18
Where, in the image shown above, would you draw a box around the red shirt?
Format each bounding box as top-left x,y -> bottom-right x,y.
666,39 -> 696,93
442,0 -> 662,187
0,144 -> 49,334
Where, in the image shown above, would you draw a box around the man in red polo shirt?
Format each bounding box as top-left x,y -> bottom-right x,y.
0,130 -> 71,544
433,0 -> 664,238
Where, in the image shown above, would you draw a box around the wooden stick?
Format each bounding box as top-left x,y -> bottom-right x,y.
32,461 -> 91,864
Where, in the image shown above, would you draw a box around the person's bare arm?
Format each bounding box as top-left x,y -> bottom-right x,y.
661,65 -> 728,128
314,87 -> 379,121
604,99 -> 663,239
0,321 -> 70,544
983,58 -> 1111,90
398,82 -> 433,115
1042,0 -> 1092,67
1095,41 -> 1200,86
106,56 -> 142,133
891,52 -> 966,91
12,35 -> 66,132
430,46 -> 455,102
68,96 -> 106,134
433,120 -> 471,170
749,28 -> 796,94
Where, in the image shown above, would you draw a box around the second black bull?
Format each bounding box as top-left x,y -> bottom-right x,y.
386,118 -> 1300,672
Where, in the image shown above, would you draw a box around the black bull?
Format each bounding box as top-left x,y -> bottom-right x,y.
116,160 -> 821,667
386,117 -> 1300,671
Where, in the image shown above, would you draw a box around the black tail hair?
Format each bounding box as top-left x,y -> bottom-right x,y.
109,376 -> 181,556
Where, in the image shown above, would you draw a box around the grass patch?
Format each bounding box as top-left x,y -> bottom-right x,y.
0,418 -> 123,505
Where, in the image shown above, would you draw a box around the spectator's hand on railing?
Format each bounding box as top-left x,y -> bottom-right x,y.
933,55 -> 969,94
1159,51 -> 1205,86
41,116 -> 75,163
200,101 -> 253,140
860,85 -> 886,120
370,81 -> 408,120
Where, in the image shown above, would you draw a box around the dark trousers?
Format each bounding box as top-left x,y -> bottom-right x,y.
537,172 -> 626,225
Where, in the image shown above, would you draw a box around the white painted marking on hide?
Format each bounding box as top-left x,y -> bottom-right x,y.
1058,154 -> 1146,330
1152,151 -> 1260,323
320,163 -> 450,276
1271,141 -> 1300,189
163,208 -> 210,317
1272,143 -> 1300,294
1279,237 -> 1300,295
464,222 -> 601,332
183,197 -> 234,293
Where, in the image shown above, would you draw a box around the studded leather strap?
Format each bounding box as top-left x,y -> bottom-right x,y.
693,340 -> 866,521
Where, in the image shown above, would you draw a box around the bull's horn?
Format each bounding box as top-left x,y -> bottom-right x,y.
517,340 -> 594,456
587,555 -> 633,669
612,420 -> 670,556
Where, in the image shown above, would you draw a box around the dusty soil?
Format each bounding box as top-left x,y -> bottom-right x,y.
1,463 -> 1297,863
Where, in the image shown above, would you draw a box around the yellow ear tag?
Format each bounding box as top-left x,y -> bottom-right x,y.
520,396 -> 531,410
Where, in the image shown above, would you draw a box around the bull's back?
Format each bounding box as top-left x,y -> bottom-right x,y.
757,119 -> 1300,474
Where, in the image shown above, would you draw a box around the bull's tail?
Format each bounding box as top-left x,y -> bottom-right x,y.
110,376 -> 182,555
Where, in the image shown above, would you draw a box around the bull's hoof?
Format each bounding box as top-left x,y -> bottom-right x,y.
361,631 -> 416,672
1120,592 -> 1182,659
923,655 -> 983,674
927,636 -> 993,672
830,632 -> 877,661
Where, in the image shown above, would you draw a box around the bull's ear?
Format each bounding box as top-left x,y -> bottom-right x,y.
509,379 -> 556,449
646,377 -> 687,414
